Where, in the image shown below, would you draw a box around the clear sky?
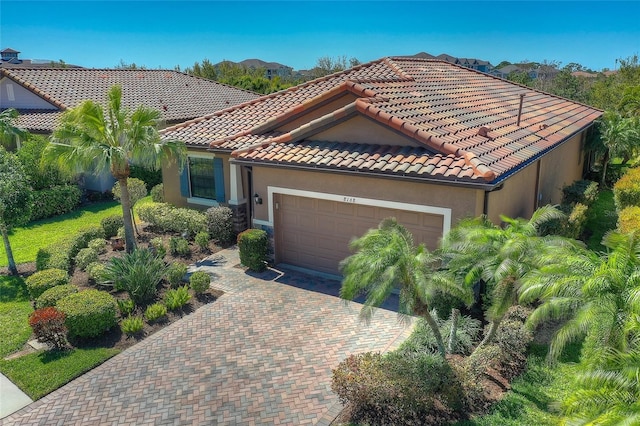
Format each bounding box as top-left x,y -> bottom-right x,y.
2,1 -> 639,72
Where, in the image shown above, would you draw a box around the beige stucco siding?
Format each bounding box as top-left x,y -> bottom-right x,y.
538,132 -> 584,206
309,115 -> 420,146
486,163 -> 538,223
277,93 -> 359,132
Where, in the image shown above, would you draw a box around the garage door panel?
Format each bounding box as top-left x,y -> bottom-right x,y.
275,194 -> 444,275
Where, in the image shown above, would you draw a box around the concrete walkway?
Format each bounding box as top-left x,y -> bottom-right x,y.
0,374 -> 32,420
1,247 -> 413,425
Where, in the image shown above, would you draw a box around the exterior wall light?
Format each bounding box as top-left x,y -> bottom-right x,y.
254,193 -> 262,205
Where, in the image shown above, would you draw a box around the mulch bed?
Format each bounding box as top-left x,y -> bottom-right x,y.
3,225 -> 226,355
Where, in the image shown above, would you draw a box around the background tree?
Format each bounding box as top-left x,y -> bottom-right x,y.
0,108 -> 28,151
441,206 -> 566,350
0,147 -> 32,275
310,55 -> 361,78
46,85 -> 186,253
596,111 -> 640,185
340,218 -> 472,357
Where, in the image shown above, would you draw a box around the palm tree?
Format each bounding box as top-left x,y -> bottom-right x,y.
339,218 -> 472,358
441,205 -> 567,351
46,85 -> 185,252
597,111 -> 640,186
520,231 -> 640,361
0,108 -> 28,150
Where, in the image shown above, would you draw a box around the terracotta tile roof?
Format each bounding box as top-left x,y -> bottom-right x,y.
0,68 -> 259,131
161,57 -> 602,185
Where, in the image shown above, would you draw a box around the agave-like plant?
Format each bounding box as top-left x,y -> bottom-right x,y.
102,249 -> 168,304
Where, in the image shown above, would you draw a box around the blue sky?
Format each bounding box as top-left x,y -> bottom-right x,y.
2,1 -> 639,72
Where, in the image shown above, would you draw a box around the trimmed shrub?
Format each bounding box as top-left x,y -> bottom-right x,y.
102,249 -> 168,304
618,206 -> 640,234
74,248 -> 99,271
164,286 -> 191,311
190,271 -> 211,294
36,239 -> 73,272
28,307 -> 70,350
169,237 -> 191,257
121,316 -> 144,336
150,183 -> 164,203
539,203 -> 588,239
69,226 -> 105,259
613,167 -> 640,211
112,178 -> 148,207
138,203 -> 207,238
205,206 -> 234,245
195,232 -> 210,251
117,298 -> 135,316
26,268 -> 69,299
101,215 -> 124,239
86,262 -> 107,284
237,229 -> 268,272
145,303 -> 167,323
57,290 -> 118,339
562,180 -> 599,206
332,351 -> 463,425
36,284 -> 79,309
150,237 -> 166,258
165,262 -> 188,287
29,185 -> 82,221
88,238 -> 106,254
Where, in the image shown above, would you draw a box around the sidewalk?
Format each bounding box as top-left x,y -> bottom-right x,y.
0,373 -> 32,419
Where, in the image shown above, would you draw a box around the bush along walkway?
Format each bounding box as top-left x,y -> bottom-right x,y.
3,247 -> 413,425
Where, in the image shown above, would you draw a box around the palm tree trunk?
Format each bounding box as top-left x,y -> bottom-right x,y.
447,308 -> 460,354
118,178 -> 137,253
1,224 -> 18,275
474,317 -> 502,353
422,311 -> 447,358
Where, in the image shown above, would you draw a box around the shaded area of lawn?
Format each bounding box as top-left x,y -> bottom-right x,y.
584,190 -> 617,252
455,342 -> 582,426
0,276 -> 32,358
0,347 -> 120,400
0,200 -> 121,267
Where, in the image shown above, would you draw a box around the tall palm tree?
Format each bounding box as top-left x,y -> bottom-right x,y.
340,218 -> 472,358
46,85 -> 185,252
0,108 -> 28,150
441,205 -> 567,351
520,231 -> 640,361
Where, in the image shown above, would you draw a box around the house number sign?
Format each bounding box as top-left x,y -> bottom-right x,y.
342,196 -> 357,203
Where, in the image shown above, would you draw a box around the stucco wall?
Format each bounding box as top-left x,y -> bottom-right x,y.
0,78 -> 57,109
277,93 -> 358,132
486,164 -> 537,223
538,132 -> 584,206
309,115 -> 419,146
251,166 -> 484,229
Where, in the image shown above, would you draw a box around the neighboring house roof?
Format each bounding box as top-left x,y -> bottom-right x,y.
0,68 -> 260,131
1,48 -> 20,54
497,64 -> 522,74
161,57 -> 602,187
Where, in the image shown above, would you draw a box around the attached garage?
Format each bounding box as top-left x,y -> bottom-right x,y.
272,189 -> 450,275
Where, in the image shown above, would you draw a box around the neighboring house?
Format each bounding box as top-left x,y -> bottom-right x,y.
238,59 -> 294,80
491,64 -> 523,78
160,57 -> 602,276
0,47 -> 82,68
413,53 -> 493,73
0,67 -> 259,190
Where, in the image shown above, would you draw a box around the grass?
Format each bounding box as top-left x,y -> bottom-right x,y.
584,189 -> 617,252
0,276 -> 32,357
455,342 -> 582,426
0,200 -> 121,267
0,347 -> 120,399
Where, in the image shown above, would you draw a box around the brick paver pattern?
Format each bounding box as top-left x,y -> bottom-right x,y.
2,248 -> 413,425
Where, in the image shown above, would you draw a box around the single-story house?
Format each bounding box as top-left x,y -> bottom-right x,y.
160,57 -> 602,276
0,67 -> 259,190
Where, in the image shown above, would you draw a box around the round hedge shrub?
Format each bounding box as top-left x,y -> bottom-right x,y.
206,206 -> 234,246
57,290 -> 118,339
88,238 -> 106,254
75,247 -> 99,271
237,229 -> 268,272
26,268 -> 70,299
189,271 -> 211,294
166,262 -> 188,287
150,183 -> 164,203
36,284 -> 79,309
86,262 -> 107,283
613,167 -> 640,211
618,206 -> 640,234
101,215 -> 124,239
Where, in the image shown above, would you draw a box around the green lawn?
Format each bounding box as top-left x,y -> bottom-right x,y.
0,347 -> 120,399
585,190 -> 617,252
0,276 -> 32,357
0,201 -> 121,267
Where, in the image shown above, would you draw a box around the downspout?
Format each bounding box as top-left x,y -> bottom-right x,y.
534,160 -> 542,210
483,183 -> 504,216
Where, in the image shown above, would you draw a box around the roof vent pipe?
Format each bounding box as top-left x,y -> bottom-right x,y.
517,93 -> 525,126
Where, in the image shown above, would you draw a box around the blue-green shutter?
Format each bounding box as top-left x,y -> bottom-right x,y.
179,164 -> 190,197
214,158 -> 225,203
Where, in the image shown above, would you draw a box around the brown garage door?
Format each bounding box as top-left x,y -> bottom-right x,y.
274,194 -> 444,275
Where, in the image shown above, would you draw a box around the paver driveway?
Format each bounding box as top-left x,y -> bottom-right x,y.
2,248 -> 413,425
